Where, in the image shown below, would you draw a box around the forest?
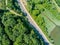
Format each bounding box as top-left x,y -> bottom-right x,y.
0,0 -> 45,45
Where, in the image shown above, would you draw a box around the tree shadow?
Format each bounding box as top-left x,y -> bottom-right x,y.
28,22 -> 49,45
12,0 -> 21,11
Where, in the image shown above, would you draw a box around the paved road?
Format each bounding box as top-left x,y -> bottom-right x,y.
17,0 -> 53,45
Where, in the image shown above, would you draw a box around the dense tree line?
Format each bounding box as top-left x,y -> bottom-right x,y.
0,0 -> 45,45
0,10 -> 45,45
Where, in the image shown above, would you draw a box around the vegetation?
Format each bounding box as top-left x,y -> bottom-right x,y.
26,0 -> 60,19
0,0 -> 45,45
55,0 -> 60,7
0,11 -> 44,45
26,0 -> 50,38
7,0 -> 22,14
26,0 -> 60,42
0,0 -> 6,9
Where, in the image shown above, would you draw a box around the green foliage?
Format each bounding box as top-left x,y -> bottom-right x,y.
0,0 -> 45,45
0,23 -> 10,45
26,0 -> 60,34
32,10 -> 39,16
7,0 -> 21,14
0,11 -> 44,45
26,0 -> 58,41
55,0 -> 60,6
14,30 -> 44,45
0,0 -> 6,9
2,35 -> 10,45
31,0 -> 40,4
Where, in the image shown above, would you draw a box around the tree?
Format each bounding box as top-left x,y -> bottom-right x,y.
32,10 -> 39,16
0,24 -> 10,45
2,34 -> 10,45
31,0 -> 40,4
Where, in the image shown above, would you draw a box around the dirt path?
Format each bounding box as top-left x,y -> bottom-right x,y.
7,7 -> 22,16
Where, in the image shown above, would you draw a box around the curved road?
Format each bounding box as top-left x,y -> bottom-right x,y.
17,0 -> 53,45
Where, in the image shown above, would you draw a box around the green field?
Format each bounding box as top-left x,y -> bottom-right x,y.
51,26 -> 60,45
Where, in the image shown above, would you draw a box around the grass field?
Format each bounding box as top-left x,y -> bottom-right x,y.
51,26 -> 60,45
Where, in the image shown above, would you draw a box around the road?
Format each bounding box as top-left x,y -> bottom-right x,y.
17,0 -> 53,45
